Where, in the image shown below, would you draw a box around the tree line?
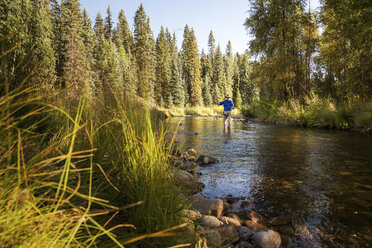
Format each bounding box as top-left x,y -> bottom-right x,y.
0,0 -> 252,109
245,0 -> 371,104
1,0 -> 370,109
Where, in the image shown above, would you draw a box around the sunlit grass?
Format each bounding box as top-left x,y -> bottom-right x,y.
0,87 -> 191,247
242,97 -> 372,129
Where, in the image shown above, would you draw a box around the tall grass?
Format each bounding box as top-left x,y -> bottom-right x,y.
242,96 -> 372,130
165,106 -> 241,116
0,87 -> 190,247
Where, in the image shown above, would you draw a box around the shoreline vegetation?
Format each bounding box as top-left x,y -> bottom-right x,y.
161,100 -> 372,134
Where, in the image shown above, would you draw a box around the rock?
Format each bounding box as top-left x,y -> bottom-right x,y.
269,216 -> 291,226
228,213 -> 243,224
280,234 -> 293,247
217,224 -> 239,243
196,155 -> 219,165
174,170 -> 204,193
247,211 -> 267,225
244,220 -> 268,232
181,209 -> 201,220
186,148 -> 198,157
225,196 -> 245,204
275,225 -> 294,236
204,230 -> 222,247
251,230 -> 281,248
188,193 -> 224,217
236,226 -> 255,241
238,241 -> 252,248
219,216 -> 241,227
181,152 -> 197,162
201,215 -> 222,228
175,161 -> 200,175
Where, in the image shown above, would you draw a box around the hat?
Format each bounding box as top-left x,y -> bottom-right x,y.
225,94 -> 231,98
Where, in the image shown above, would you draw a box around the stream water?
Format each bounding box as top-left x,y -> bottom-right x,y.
170,116 -> 372,247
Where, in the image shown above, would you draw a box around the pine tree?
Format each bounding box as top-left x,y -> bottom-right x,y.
117,10 -> 134,54
169,33 -> 185,107
238,50 -> 254,103
50,0 -> 63,85
104,5 -> 113,42
224,41 -> 234,96
212,44 -> 225,100
133,4 -> 156,100
94,12 -> 104,42
182,27 -> 203,106
61,0 -> 91,98
200,50 -> 212,106
232,53 -> 242,108
155,26 -> 171,106
208,31 -> 216,63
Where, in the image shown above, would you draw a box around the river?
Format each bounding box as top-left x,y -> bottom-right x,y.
170,116 -> 372,247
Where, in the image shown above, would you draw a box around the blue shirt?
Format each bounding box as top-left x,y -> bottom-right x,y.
218,100 -> 235,111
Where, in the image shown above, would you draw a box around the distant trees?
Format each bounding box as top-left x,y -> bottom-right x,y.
245,0 -> 371,103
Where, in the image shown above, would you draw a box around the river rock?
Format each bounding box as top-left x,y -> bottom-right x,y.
181,209 -> 201,220
186,148 -> 199,157
204,230 -> 222,247
275,224 -> 294,236
219,216 -> 241,227
175,161 -> 200,175
181,152 -> 197,162
196,155 -> 219,165
251,230 -> 281,248
217,224 -> 239,243
188,193 -> 224,217
174,170 -> 204,193
269,216 -> 291,226
247,211 -> 268,225
201,215 -> 222,228
228,213 -> 243,224
236,226 -> 255,241
237,241 -> 252,248
244,220 -> 268,232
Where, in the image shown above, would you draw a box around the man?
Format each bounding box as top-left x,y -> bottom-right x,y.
218,94 -> 235,129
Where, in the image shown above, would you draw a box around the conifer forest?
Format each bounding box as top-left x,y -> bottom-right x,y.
0,0 -> 371,247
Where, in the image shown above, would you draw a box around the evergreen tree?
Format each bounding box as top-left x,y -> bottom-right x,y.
232,53 -> 242,108
94,12 -> 104,42
200,50 -> 212,106
117,9 -> 134,54
104,5 -> 113,42
224,41 -> 234,96
182,27 -> 203,106
60,0 -> 91,98
50,0 -> 63,85
238,50 -> 254,103
169,33 -> 185,107
133,4 -> 156,99
208,30 -> 216,63
212,44 -> 225,100
155,26 -> 171,106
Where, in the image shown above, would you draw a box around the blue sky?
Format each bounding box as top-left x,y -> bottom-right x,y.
80,0 -> 320,54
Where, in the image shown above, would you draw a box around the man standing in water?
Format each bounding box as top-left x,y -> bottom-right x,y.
218,94 -> 235,129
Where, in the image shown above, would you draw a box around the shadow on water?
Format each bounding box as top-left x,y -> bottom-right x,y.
170,117 -> 372,247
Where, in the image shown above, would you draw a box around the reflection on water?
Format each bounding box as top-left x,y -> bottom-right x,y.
170,117 -> 372,247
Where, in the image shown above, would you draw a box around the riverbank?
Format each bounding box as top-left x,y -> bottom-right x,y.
172,148 -> 283,247
241,99 -> 372,134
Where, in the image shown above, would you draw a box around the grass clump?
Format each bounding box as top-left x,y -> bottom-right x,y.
0,87 -> 190,247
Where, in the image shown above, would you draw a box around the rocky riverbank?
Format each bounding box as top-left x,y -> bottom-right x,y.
171,148 -> 292,248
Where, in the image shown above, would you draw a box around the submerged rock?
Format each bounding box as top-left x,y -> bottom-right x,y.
236,226 -> 255,241
269,216 -> 291,226
251,229 -> 281,248
188,193 -> 224,217
196,155 -> 219,165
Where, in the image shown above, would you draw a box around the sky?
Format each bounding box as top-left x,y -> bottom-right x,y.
80,0 -> 320,54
